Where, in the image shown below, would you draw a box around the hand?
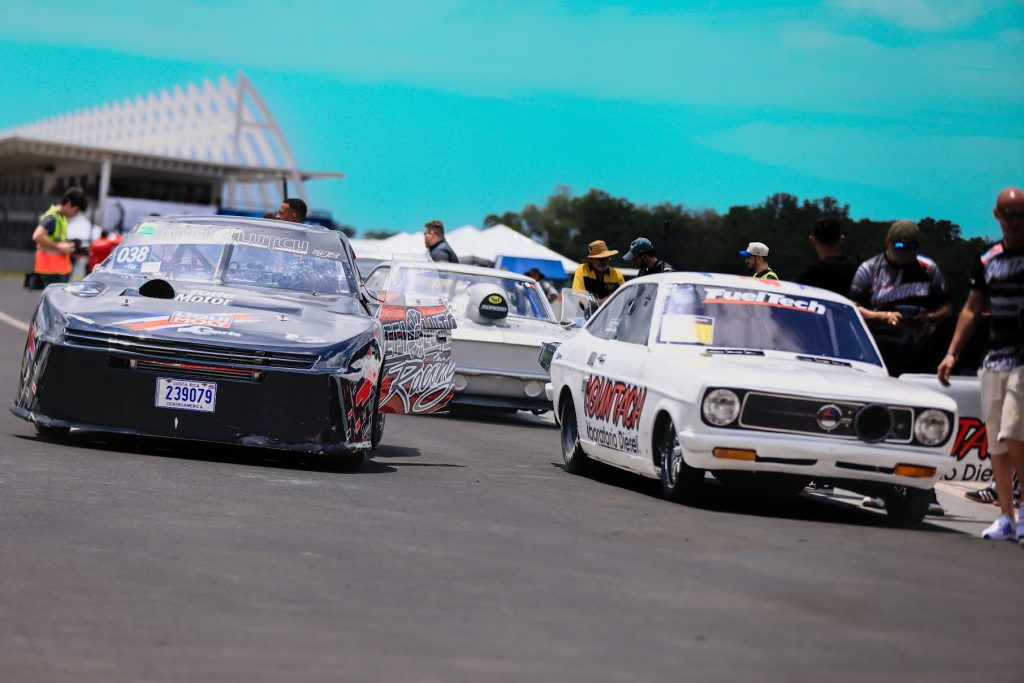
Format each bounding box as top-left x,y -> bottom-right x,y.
937,353 -> 956,387
882,310 -> 903,328
57,242 -> 76,255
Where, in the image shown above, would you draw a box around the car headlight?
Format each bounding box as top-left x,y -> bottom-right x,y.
703,389 -> 741,426
914,409 -> 950,446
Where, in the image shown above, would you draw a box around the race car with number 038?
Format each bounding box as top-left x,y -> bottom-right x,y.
540,272 -> 958,526
365,261 -> 575,412
12,216 -> 456,469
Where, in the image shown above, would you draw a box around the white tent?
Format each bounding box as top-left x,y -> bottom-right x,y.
350,224 -> 579,277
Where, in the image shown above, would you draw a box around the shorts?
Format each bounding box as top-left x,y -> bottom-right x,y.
979,366 -> 1024,455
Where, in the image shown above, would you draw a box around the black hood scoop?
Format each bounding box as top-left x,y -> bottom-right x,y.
136,279 -> 176,299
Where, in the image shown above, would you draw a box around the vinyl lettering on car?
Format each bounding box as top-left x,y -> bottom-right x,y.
581,375 -> 647,454
703,288 -> 827,315
174,289 -> 235,306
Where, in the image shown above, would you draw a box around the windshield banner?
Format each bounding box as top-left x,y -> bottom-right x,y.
703,287 -> 827,315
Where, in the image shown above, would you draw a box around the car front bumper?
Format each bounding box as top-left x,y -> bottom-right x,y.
679,428 -> 953,490
13,340 -> 373,455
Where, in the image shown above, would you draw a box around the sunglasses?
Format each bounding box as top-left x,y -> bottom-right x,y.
892,240 -> 918,250
999,209 -> 1024,222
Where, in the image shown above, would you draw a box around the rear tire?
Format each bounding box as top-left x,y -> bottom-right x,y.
559,397 -> 590,475
881,485 -> 931,526
656,415 -> 702,503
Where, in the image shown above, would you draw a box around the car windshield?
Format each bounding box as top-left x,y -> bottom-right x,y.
97,219 -> 358,295
657,283 -> 881,365
384,267 -> 554,321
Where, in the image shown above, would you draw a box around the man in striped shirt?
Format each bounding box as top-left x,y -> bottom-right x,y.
939,187 -> 1024,542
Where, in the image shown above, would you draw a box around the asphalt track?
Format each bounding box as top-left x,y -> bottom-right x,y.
0,278 -> 1019,683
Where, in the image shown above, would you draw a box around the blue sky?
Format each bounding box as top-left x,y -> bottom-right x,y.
0,0 -> 1021,237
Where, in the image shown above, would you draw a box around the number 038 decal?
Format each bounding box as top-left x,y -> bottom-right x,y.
115,245 -> 151,264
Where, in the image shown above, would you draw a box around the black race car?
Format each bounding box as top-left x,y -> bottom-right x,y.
12,216 -> 455,468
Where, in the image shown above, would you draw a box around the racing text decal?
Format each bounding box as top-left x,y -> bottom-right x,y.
943,417 -> 993,482
378,305 -> 457,414
582,376 -> 647,454
703,288 -> 827,315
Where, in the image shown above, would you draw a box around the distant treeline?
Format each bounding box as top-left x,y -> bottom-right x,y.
484,186 -> 992,308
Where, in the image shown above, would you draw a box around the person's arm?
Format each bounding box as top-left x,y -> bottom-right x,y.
937,289 -> 985,386
850,259 -> 897,325
856,304 -> 901,326
926,301 -> 952,325
32,221 -> 74,255
925,264 -> 952,325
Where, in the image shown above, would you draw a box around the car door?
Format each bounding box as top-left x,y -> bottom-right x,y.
576,285 -> 656,470
369,263 -> 457,415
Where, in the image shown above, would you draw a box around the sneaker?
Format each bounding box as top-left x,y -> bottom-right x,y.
927,502 -> 945,516
981,515 -> 1016,541
862,496 -> 885,510
965,484 -> 997,504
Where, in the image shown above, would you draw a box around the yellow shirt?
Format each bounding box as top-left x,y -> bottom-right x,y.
573,262 -> 625,299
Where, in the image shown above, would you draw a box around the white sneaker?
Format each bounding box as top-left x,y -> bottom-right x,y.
981,515 -> 1016,541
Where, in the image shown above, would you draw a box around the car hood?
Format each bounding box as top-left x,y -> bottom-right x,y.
452,315 -> 576,347
667,351 -> 956,410
50,279 -> 376,350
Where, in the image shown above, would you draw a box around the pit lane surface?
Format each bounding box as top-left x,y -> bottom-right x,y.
0,278 -> 1018,683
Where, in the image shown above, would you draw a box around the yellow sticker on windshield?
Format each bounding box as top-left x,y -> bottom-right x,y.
659,314 -> 715,344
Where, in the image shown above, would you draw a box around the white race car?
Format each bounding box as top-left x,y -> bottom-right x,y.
542,273 -> 958,525
366,261 -> 576,412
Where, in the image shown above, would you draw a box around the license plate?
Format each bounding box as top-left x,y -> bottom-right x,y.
155,378 -> 217,413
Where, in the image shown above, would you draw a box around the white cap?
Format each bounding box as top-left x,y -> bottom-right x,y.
739,242 -> 769,257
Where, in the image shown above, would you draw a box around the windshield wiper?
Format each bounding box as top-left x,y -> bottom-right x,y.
796,355 -> 852,367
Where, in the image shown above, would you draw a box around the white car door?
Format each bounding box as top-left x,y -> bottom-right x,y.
577,284 -> 658,471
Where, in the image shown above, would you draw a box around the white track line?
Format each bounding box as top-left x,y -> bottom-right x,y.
0,310 -> 29,333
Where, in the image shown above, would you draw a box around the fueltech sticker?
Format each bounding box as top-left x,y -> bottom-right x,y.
582,376 -> 647,454
703,288 -> 827,315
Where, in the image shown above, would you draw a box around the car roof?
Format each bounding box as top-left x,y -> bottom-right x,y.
632,271 -> 855,305
155,214 -> 336,235
382,260 -> 537,283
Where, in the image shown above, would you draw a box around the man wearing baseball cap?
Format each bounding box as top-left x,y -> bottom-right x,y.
739,242 -> 778,280
852,219 -> 951,516
850,220 -> 951,374
624,237 -> 674,278
572,239 -> 625,304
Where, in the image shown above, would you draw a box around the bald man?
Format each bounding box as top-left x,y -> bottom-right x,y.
938,187 -> 1024,542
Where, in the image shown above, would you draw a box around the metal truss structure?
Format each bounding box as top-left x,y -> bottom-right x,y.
0,73 -> 337,209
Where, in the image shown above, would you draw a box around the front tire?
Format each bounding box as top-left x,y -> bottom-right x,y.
881,485 -> 931,526
559,396 -> 590,475
656,415 -> 702,503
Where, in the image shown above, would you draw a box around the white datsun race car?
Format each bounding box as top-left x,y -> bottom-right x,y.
542,273 -> 958,526
365,261 -> 576,412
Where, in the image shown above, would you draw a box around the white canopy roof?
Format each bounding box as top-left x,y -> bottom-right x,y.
350,224 -> 579,276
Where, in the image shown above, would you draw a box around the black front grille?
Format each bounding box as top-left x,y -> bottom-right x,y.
740,392 -> 912,442
66,329 -> 319,370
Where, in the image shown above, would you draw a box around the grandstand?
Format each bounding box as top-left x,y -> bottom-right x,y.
0,73 -> 342,266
